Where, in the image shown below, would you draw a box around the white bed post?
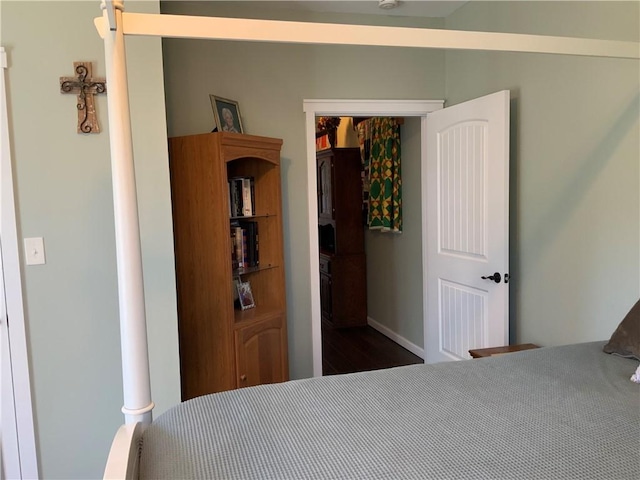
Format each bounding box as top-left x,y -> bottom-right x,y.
101,0 -> 154,426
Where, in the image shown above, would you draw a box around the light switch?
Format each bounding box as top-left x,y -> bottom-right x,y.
24,237 -> 46,265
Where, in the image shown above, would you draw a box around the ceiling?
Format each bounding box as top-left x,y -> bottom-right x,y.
231,1 -> 469,18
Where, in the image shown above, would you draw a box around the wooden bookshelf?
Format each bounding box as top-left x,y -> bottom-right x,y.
168,132 -> 288,400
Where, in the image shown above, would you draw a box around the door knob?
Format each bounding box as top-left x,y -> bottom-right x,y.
481,272 -> 501,283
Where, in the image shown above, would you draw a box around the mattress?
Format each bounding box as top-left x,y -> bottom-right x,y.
139,342 -> 640,479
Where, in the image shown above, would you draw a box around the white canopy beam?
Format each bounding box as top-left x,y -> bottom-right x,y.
94,12 -> 639,59
100,0 -> 153,426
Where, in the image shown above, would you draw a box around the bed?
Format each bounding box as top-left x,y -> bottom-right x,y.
96,3 -> 640,479
135,341 -> 639,479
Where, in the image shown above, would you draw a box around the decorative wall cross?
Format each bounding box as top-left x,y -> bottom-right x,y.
60,62 -> 106,134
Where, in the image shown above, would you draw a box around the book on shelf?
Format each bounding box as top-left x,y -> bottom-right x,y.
229,178 -> 242,217
239,220 -> 259,268
228,176 -> 255,217
241,177 -> 252,216
231,230 -> 238,270
242,228 -> 248,268
230,220 -> 259,270
232,225 -> 243,268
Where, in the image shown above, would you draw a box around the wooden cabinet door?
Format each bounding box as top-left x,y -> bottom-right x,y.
319,272 -> 333,322
317,157 -> 334,220
235,316 -> 288,388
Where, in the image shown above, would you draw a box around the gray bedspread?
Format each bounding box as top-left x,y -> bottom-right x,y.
140,342 -> 640,479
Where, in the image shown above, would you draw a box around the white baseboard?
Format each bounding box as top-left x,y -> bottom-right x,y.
367,317 -> 424,360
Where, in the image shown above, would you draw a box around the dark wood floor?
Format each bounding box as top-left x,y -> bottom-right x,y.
322,323 -> 423,376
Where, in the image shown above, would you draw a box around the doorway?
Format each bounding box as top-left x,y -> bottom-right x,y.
303,100 -> 444,377
315,115 -> 424,375
305,92 -> 511,375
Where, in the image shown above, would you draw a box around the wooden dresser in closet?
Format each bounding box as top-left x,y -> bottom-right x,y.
317,147 -> 367,328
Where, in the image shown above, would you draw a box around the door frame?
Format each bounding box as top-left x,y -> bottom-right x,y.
303,99 -> 443,377
1,47 -> 39,479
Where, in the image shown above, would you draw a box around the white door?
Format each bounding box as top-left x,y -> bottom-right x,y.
1,44 -> 21,479
425,90 -> 510,363
1,46 -> 37,479
1,241 -> 21,480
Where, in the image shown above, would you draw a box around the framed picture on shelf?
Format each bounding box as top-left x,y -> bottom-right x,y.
210,95 -> 244,134
237,281 -> 255,310
232,276 -> 241,303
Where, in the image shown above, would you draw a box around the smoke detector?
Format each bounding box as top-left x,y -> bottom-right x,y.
378,0 -> 399,9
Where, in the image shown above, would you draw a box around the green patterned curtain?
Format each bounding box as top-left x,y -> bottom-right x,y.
366,117 -> 402,233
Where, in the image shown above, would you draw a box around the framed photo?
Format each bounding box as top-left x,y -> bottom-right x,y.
237,281 -> 255,310
232,276 -> 241,303
210,95 -> 244,134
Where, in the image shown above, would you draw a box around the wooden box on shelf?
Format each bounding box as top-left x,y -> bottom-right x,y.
168,132 -> 288,401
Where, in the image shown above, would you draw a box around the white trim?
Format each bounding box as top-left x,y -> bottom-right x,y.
304,108 -> 322,378
96,13 -> 640,59
420,115 -> 430,365
367,317 -> 425,360
303,99 -> 442,377
0,46 -> 39,480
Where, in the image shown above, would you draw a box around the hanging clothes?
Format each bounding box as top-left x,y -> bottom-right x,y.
364,117 -> 402,233
356,119 -> 372,224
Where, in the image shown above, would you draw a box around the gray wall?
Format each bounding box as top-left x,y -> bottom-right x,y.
366,117 -> 424,348
1,1 -> 179,478
161,1 -> 446,378
445,1 -> 640,345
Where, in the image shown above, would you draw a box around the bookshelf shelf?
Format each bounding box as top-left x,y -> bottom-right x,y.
233,263 -> 278,277
169,132 -> 289,400
230,212 -> 278,221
